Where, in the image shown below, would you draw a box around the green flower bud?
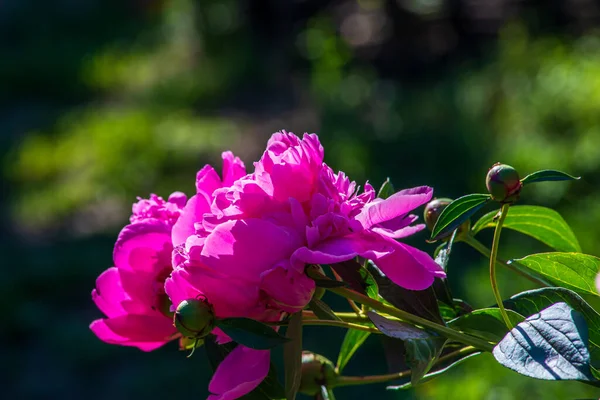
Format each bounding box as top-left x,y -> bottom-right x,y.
486,163 -> 522,203
173,298 -> 215,339
424,198 -> 471,240
299,352 -> 338,396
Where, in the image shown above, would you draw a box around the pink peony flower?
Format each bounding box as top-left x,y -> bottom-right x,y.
291,165 -> 446,290
596,272 -> 600,295
166,131 -> 443,399
89,192 -> 186,351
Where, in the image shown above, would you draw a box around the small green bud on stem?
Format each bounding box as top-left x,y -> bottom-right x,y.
424,198 -> 471,240
173,298 -> 215,339
486,163 -> 522,203
299,352 -> 338,396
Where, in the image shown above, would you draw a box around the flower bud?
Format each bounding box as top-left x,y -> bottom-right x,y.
424,198 -> 471,240
486,163 -> 522,203
173,298 -> 215,338
299,352 -> 338,396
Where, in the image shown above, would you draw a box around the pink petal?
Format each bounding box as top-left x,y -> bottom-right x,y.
113,220 -> 173,274
89,315 -> 175,351
201,219 -> 302,283
372,241 -> 446,290
196,164 -> 222,198
172,194 -> 211,247
92,267 -> 127,317
356,186 -> 433,229
221,151 -> 246,186
291,233 -> 393,270
260,265 -> 315,313
208,346 -> 270,400
166,267 -> 259,318
371,222 -> 426,239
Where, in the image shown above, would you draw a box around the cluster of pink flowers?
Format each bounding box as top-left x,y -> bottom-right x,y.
90,131 -> 445,399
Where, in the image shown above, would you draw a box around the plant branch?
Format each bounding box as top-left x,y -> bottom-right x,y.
326,286 -> 495,352
270,316 -> 379,334
463,235 -> 548,287
489,203 -> 513,329
334,346 -> 478,387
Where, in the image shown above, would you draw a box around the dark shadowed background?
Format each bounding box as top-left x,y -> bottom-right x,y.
2,0 -> 600,398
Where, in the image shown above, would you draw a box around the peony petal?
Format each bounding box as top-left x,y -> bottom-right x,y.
371,222 -> 426,239
90,315 -> 175,351
221,151 -> 246,187
167,267 -> 259,318
113,220 -> 173,274
92,267 -> 127,317
201,219 -> 302,283
172,194 -> 212,248
260,265 -> 315,313
291,233 -> 393,270
208,346 -> 270,400
196,164 -> 222,198
371,240 -> 446,290
356,186 -> 433,229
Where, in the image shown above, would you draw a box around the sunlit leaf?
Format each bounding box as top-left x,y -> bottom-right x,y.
430,194 -> 491,240
493,302 -> 597,382
336,330 -> 371,373
521,169 -> 580,185
471,206 -> 581,252
504,287 -> 600,371
509,253 -> 600,297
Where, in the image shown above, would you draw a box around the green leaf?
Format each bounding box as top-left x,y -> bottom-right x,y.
521,169 -> 580,185
509,252 -> 600,297
284,312 -> 303,400
336,330 -> 371,373
216,318 -> 290,350
493,302 -> 597,382
387,347 -> 481,390
329,260 -> 374,296
471,205 -> 581,252
504,287 -> 600,371
360,264 -> 379,300
309,298 -> 342,321
430,194 -> 491,240
377,177 -> 395,199
369,262 -> 444,324
448,308 -> 525,342
368,311 -> 446,385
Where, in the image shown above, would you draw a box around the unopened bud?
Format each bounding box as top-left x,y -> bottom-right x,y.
424,198 -> 471,240
173,298 -> 215,338
299,352 -> 338,396
486,163 -> 522,203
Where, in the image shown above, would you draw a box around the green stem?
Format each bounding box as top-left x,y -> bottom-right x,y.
334,346 -> 478,387
302,311 -> 368,323
463,235 -> 548,287
489,203 -> 513,329
270,316 -> 379,334
327,287 -> 495,352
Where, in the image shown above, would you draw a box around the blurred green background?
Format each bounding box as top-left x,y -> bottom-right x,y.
3,0 -> 600,398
